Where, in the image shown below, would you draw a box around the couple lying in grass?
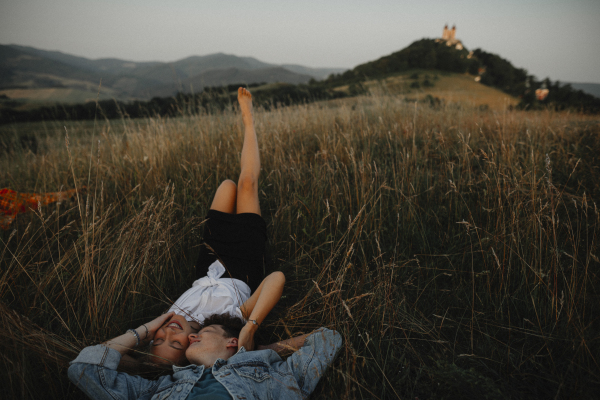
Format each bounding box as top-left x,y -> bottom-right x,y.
68,88 -> 342,400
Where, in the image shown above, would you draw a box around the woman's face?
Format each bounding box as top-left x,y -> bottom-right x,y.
150,314 -> 199,365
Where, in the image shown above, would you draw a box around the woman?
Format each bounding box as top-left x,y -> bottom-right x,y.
126,87 -> 284,366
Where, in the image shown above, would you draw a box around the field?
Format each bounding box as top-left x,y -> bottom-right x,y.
1,91 -> 599,399
333,71 -> 520,111
0,86 -> 118,111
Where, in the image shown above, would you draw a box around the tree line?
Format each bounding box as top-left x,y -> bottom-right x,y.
0,83 -> 351,125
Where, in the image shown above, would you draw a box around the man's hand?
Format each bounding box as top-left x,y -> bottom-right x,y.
238,322 -> 258,351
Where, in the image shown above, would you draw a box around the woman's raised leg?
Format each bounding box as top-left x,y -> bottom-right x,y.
236,87 -> 261,216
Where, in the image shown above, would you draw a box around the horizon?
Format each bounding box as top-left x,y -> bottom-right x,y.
1,0 -> 599,84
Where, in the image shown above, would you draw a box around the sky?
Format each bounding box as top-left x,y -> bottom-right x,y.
1,0 -> 599,83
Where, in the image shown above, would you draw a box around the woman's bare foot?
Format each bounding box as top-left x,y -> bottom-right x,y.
238,87 -> 254,127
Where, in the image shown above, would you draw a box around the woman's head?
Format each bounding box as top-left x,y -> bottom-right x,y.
149,314 -> 199,366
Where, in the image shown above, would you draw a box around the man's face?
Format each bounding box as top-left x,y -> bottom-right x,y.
150,314 -> 198,365
185,324 -> 237,365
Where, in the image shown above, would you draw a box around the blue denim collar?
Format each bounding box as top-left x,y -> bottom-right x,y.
179,347 -> 248,372
172,363 -> 203,373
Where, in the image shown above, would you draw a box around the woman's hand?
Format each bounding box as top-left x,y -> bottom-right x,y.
238,322 -> 258,351
138,312 -> 175,342
103,312 -> 176,357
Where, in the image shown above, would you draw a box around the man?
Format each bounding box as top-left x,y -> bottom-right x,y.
68,313 -> 342,400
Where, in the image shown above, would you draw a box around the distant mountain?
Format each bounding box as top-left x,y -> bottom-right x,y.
281,64 -> 345,80
174,53 -> 275,75
568,83 -> 600,99
145,67 -> 314,98
0,45 -> 104,88
7,44 -> 162,75
0,45 -> 172,101
0,44 -> 346,103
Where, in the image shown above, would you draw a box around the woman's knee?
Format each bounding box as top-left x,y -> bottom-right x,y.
235,174 -> 261,215
219,179 -> 237,192
267,271 -> 285,285
237,174 -> 258,195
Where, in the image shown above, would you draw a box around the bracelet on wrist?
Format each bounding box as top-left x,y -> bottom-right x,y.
127,329 -> 140,347
141,324 -> 149,340
247,319 -> 260,327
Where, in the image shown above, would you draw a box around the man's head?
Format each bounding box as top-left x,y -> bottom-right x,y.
149,314 -> 199,366
185,313 -> 245,368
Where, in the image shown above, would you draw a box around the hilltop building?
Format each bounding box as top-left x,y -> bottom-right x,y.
436,24 -> 464,50
442,24 -> 455,41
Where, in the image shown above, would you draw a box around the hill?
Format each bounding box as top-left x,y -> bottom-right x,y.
324,38 -> 600,113
7,44 -> 162,75
323,38 -> 529,95
0,44 -> 346,104
0,45 -> 105,90
326,39 -> 478,85
359,71 -> 518,110
9,45 -> 343,80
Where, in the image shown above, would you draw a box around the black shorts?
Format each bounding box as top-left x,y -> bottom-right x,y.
195,210 -> 267,292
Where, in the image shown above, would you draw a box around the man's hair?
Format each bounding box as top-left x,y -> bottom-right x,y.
202,313 -> 245,338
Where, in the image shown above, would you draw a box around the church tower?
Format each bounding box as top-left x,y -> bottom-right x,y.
442,24 -> 449,40
436,24 -> 464,50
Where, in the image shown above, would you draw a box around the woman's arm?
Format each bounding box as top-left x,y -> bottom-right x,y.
104,312 -> 175,356
68,345 -> 160,400
69,313 -> 177,399
238,271 -> 285,350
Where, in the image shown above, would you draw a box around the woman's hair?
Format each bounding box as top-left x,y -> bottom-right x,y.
122,345 -> 177,377
202,313 -> 246,338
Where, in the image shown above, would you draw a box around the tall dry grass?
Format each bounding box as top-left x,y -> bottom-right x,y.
1,93 -> 599,399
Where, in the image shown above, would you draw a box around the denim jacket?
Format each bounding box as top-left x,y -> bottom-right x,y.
68,328 -> 342,400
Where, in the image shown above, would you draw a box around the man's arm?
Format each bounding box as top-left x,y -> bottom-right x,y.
278,328 -> 343,397
258,333 -> 310,356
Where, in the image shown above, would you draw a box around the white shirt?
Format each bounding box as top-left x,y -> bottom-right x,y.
167,260 -> 251,324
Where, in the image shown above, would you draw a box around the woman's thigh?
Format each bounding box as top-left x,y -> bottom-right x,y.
210,180 -> 237,214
